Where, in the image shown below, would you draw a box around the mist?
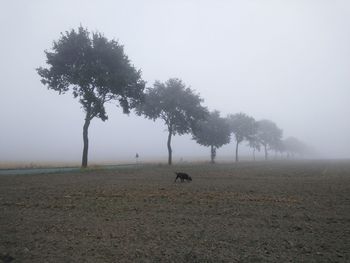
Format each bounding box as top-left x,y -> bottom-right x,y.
1,0 -> 349,166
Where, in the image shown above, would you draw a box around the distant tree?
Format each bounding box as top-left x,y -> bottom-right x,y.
192,111 -> 231,163
256,120 -> 283,160
37,26 -> 145,168
227,113 -> 256,162
136,78 -> 208,165
283,137 -> 308,158
247,134 -> 261,161
271,139 -> 286,159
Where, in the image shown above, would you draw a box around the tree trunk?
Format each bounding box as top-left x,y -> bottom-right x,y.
210,145 -> 216,164
81,115 -> 91,168
264,144 -> 268,160
253,148 -> 256,161
235,141 -> 239,162
167,127 -> 172,165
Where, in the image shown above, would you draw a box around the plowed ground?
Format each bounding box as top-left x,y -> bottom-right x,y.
1,161 -> 349,262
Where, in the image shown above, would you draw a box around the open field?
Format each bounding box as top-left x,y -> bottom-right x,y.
0,161 -> 349,262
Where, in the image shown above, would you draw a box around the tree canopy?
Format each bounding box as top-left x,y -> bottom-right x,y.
283,137 -> 309,157
247,134 -> 261,161
37,26 -> 145,167
136,78 -> 208,165
192,110 -> 231,163
227,113 -> 256,162
256,119 -> 283,160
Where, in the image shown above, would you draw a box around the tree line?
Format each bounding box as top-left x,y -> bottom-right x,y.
37,27 -> 309,168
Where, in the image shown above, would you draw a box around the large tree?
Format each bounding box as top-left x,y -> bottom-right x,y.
256,119 -> 283,160
227,113 -> 256,162
192,111 -> 231,163
37,26 -> 145,168
136,78 -> 208,165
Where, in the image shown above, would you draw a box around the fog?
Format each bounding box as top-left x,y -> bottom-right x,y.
0,0 -> 349,165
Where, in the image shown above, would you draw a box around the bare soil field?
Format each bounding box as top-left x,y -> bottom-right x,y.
0,161 -> 349,262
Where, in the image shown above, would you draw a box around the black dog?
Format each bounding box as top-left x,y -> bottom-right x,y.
174,172 -> 192,182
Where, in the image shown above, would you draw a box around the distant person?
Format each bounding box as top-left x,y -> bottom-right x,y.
135,153 -> 139,164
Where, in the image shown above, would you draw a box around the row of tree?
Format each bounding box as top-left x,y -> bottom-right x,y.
194,111 -> 309,163
37,26 -> 308,167
137,79 -> 308,164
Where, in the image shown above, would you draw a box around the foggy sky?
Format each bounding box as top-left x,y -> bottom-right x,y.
1,0 -> 349,165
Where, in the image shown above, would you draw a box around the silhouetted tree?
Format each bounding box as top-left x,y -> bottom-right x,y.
283,137 -> 308,158
227,113 -> 256,162
247,134 -> 261,161
192,111 -> 231,163
256,120 -> 283,160
136,78 -> 208,165
37,26 -> 145,168
271,139 -> 285,159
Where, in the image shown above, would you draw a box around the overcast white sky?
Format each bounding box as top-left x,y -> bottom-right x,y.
0,0 -> 349,165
